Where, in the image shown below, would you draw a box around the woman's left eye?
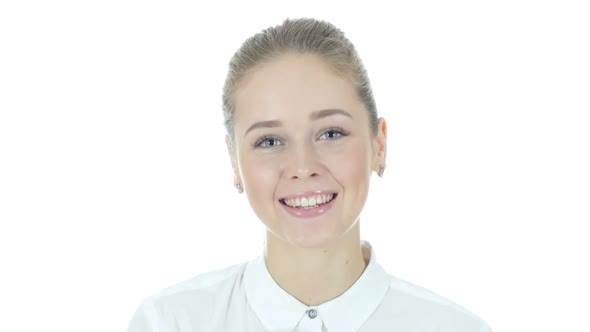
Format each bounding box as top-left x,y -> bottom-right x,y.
319,128 -> 347,140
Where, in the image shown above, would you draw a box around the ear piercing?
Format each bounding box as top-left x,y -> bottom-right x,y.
378,164 -> 385,177
235,182 -> 243,193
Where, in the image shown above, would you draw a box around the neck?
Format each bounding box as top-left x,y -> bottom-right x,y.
264,222 -> 368,306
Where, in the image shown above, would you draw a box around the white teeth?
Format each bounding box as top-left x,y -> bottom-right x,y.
316,195 -> 323,205
309,197 -> 316,206
283,193 -> 336,208
301,197 -> 309,207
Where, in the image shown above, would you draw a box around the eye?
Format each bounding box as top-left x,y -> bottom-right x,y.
319,127 -> 348,140
254,136 -> 283,148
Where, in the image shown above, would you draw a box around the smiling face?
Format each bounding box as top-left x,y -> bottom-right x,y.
228,53 -> 386,249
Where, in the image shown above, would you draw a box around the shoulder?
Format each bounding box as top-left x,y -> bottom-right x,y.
158,261 -> 247,296
127,261 -> 250,332
379,274 -> 492,331
149,260 -> 248,309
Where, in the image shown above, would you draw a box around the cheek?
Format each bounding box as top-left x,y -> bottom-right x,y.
239,154 -> 279,198
326,141 -> 372,181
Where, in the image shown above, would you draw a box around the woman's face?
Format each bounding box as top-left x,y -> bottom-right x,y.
229,53 -> 386,248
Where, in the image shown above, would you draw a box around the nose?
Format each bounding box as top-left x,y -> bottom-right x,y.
284,143 -> 321,180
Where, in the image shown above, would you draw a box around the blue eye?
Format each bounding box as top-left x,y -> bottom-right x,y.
319,128 -> 348,140
255,136 -> 282,148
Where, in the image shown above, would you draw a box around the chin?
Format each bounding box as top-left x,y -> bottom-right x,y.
278,221 -> 346,249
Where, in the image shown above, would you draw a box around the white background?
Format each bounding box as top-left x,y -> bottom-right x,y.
1,1 -> 588,331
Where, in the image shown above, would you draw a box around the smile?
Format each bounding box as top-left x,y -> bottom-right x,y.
278,191 -> 338,219
280,193 -> 336,209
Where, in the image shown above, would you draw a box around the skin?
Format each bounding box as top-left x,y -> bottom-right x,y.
227,53 -> 387,306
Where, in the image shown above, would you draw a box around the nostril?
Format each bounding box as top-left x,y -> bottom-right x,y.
290,173 -> 318,179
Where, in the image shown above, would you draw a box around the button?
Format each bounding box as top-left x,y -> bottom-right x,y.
307,308 -> 318,319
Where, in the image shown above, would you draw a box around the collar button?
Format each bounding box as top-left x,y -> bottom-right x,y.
307,308 -> 318,319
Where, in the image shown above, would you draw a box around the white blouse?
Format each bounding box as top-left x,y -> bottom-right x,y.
127,241 -> 491,331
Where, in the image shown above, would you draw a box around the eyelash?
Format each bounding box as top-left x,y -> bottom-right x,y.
253,127 -> 349,149
254,135 -> 282,149
319,127 -> 349,140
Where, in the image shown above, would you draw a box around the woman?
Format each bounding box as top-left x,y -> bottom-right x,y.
128,17 -> 491,332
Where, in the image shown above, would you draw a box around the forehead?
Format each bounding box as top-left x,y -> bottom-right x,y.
233,53 -> 365,126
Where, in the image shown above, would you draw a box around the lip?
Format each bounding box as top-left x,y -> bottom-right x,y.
278,191 -> 338,219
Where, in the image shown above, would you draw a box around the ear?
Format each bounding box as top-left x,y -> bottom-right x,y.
372,117 -> 387,174
226,136 -> 241,182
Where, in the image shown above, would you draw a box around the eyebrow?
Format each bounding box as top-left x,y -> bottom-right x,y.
244,108 -> 353,136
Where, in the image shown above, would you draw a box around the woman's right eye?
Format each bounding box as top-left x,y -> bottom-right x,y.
254,137 -> 282,148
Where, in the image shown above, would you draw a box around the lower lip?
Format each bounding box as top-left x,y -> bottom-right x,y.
280,196 -> 337,219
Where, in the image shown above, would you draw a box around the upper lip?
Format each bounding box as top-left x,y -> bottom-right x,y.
278,190 -> 338,201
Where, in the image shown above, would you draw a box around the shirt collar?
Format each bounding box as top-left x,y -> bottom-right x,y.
243,240 -> 391,332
